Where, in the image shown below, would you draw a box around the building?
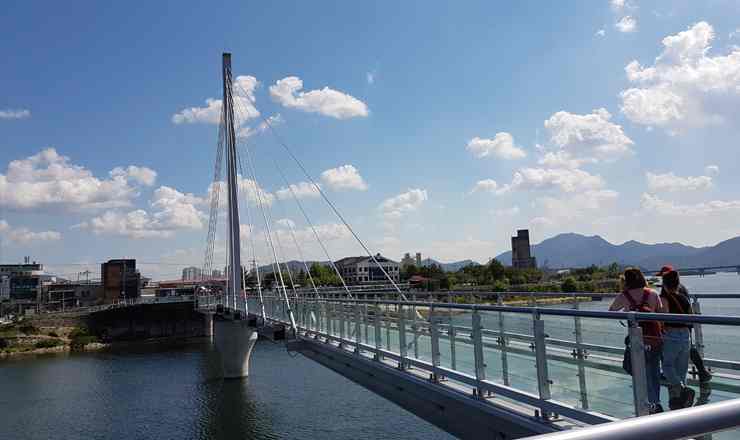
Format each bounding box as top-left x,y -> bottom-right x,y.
182,266 -> 202,281
334,254 -> 401,284
211,269 -> 222,278
511,229 -> 537,269
0,261 -> 50,315
45,281 -> 103,310
415,252 -> 422,267
101,259 -> 141,303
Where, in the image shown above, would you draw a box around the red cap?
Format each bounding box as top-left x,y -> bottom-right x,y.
658,265 -> 674,277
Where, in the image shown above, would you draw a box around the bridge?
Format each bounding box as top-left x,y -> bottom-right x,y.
185,52 -> 740,439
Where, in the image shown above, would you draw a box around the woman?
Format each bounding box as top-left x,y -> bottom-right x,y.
609,268 -> 664,413
660,269 -> 695,409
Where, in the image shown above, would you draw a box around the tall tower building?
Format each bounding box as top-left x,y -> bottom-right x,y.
511,230 -> 537,269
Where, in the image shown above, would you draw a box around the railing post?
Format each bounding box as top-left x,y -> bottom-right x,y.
412,293 -> 419,359
497,294 -> 510,386
573,295 -> 589,410
385,303 -> 391,352
629,317 -> 650,416
363,302 -> 369,345
374,300 -> 382,360
339,302 -> 346,348
448,294 -> 457,371
471,308 -> 486,399
692,297 -> 706,358
327,301 -> 334,341
354,302 -> 361,355
430,305 -> 440,382
533,311 -> 552,417
398,303 -> 407,370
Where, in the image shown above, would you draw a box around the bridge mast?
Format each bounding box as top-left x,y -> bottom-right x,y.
222,52 -> 242,310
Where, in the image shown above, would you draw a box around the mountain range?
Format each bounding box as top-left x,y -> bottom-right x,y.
494,233 -> 740,270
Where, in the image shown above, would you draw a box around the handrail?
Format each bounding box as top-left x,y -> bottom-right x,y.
268,296 -> 740,326
523,398 -> 740,439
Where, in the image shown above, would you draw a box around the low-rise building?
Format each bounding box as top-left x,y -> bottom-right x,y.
0,261 -> 51,315
334,254 -> 400,284
45,281 -> 104,310
182,266 -> 202,281
101,259 -> 141,303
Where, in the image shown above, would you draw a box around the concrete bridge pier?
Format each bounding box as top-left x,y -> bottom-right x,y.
204,312 -> 214,338
214,317 -> 258,379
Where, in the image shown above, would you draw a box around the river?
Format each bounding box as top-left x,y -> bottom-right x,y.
1,273 -> 739,440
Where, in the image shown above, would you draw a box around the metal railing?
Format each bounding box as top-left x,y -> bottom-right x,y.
249,292 -> 740,434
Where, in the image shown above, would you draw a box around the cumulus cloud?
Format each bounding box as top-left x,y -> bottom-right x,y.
497,167 -> 606,194
110,165 -> 157,186
0,148 -> 149,211
620,22 -> 740,132
0,109 -> 30,120
0,220 -> 61,244
269,76 -> 369,119
75,186 -> 205,239
208,176 -> 275,207
275,218 -> 296,229
470,179 -> 499,194
538,151 -> 590,169
237,113 -> 283,139
275,181 -> 321,200
641,193 -> 740,216
320,165 -> 368,191
610,0 -> 626,11
380,189 -> 428,219
646,171 -> 713,192
466,133 -> 527,160
544,108 -> 634,162
172,75 -> 260,124
615,16 -> 637,33
596,29 -> 606,37
705,165 -> 720,175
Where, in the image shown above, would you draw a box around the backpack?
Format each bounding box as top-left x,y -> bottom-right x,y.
624,289 -> 663,350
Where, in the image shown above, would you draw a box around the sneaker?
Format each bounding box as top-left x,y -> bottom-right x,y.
698,371 -> 712,383
681,387 -> 696,408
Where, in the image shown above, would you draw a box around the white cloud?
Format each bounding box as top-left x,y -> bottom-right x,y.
610,0 -> 626,11
237,113 -> 283,139
110,165 -> 157,186
208,176 -> 275,207
471,179 -> 499,194
615,16 -> 637,33
75,186 -> 205,239
646,171 -> 713,192
276,181 -> 321,200
269,76 -> 369,119
366,71 -> 376,85
498,167 -> 606,194
641,193 -> 740,216
0,148 -> 147,211
380,188 -> 428,219
172,75 -> 260,124
596,29 -> 606,37
275,218 -> 296,229
620,22 -> 740,132
466,133 -> 527,160
544,108 -> 634,162
0,109 -> 30,120
538,151 -> 590,169
320,165 -> 368,191
705,165 -> 720,175
532,190 -> 619,229
0,220 -> 61,244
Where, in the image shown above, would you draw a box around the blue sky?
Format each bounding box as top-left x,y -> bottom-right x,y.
2,1 -> 740,279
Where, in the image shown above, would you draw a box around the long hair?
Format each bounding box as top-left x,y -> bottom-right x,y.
623,267 -> 647,290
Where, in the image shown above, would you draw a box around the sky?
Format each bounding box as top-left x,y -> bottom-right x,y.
2,0 -> 740,280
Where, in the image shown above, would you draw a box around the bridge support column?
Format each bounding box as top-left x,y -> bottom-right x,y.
204,312 -> 214,338
214,318 -> 258,379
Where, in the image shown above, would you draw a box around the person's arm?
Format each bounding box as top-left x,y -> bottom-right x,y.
609,294 -> 626,311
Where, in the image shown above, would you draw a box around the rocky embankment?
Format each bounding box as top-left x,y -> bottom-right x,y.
0,321 -> 107,358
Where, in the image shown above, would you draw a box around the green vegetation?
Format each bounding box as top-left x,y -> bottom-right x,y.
34,339 -> 64,349
69,327 -> 99,350
19,324 -> 39,335
401,260 -> 623,293
47,331 -> 59,338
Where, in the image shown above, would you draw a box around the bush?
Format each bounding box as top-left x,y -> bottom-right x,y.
47,331 -> 59,338
0,338 -> 7,349
19,325 -> 39,335
69,327 -> 90,338
34,339 -> 64,349
561,277 -> 579,293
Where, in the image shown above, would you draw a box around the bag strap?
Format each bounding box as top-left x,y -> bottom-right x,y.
623,292 -> 638,309
666,292 -> 688,315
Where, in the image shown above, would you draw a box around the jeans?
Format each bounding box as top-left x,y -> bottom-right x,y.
645,347 -> 662,406
663,328 -> 691,394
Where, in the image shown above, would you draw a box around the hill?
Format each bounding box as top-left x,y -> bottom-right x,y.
494,233 -> 718,269
420,258 -> 480,272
